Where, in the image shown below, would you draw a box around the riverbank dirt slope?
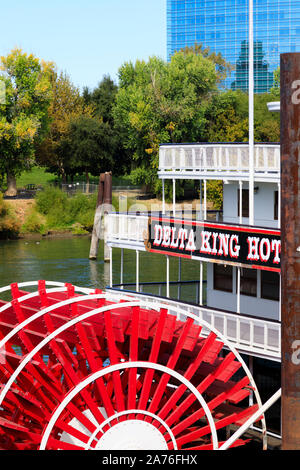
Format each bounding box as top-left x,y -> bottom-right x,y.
5,199 -> 35,226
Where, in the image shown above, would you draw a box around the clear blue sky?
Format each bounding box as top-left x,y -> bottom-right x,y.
1,0 -> 166,90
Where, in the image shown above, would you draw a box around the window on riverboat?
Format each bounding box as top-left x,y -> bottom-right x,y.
261,270 -> 280,301
213,264 -> 233,292
237,188 -> 249,218
239,267 -> 257,297
274,191 -> 278,220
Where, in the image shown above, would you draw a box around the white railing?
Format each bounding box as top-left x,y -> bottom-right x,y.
158,143 -> 280,180
107,288 -> 281,361
106,212 -> 148,249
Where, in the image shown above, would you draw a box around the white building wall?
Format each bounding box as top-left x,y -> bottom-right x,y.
206,263 -> 280,321
223,181 -> 280,228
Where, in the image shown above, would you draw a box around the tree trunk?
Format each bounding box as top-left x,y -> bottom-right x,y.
60,164 -> 67,185
85,169 -> 90,194
5,171 -> 17,197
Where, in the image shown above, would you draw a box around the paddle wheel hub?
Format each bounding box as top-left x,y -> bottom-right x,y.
94,420 -> 168,450
0,280 -> 266,450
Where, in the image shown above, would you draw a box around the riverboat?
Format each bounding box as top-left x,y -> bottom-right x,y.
0,141 -> 282,449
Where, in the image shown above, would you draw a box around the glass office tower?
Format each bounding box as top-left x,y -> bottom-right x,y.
167,0 -> 300,93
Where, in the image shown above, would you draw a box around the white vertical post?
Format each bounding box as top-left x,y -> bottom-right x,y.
249,0 -> 254,226
204,180 -> 207,220
120,248 -> 124,289
239,180 -> 243,224
248,355 -> 254,407
173,178 -> 176,217
162,179 -> 165,215
136,250 -> 139,293
237,267 -> 241,313
279,273 -> 281,321
178,257 -> 182,300
199,180 -> 203,220
200,261 -> 203,306
166,255 -> 170,298
109,246 -> 113,288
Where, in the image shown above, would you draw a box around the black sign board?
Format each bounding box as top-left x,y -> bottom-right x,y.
145,216 -> 281,272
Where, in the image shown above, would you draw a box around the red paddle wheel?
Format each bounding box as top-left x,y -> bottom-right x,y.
0,280 -> 265,450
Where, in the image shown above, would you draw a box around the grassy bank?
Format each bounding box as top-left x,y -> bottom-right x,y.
2,186 -> 139,238
18,187 -> 101,236
13,166 -> 137,191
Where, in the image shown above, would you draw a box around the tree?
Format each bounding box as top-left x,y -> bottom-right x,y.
204,89 -> 280,143
0,48 -> 54,195
83,76 -> 130,176
35,71 -> 93,182
113,51 -> 219,190
204,90 -> 249,142
254,92 -> 280,142
61,115 -> 113,190
83,75 -> 117,124
270,67 -> 280,98
180,43 -> 233,84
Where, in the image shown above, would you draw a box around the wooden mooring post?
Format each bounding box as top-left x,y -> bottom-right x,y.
280,53 -> 300,449
89,172 -> 112,261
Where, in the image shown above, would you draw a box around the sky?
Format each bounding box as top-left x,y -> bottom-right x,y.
0,0 -> 166,90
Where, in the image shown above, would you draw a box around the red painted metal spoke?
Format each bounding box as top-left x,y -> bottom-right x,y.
164,351 -> 239,430
127,306 -> 140,417
138,308 -> 168,411
104,309 -> 126,419
74,323 -> 115,419
146,317 -> 195,421
175,404 -> 259,449
157,331 -> 218,423
169,376 -> 251,439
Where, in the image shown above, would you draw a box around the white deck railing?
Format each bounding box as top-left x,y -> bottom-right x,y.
107,288 -> 280,361
107,212 -> 148,249
158,143 -> 280,180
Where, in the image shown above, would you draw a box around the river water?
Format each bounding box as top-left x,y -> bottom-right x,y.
0,235 -> 202,298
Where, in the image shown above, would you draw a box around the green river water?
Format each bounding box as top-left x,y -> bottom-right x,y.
0,235 -> 203,300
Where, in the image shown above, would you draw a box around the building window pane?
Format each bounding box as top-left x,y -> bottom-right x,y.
261,270 -> 280,301
274,191 -> 278,220
214,264 -> 233,292
238,267 -> 257,297
237,188 -> 249,218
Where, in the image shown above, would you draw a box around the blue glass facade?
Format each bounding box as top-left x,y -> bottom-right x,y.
167,0 -> 300,92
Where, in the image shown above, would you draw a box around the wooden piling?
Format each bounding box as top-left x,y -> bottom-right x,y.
89,172 -> 112,261
280,53 -> 300,449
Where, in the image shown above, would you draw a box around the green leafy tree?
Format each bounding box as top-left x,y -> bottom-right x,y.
204,90 -> 249,142
204,89 -> 280,143
83,75 -> 130,176
0,48 -> 54,195
35,71 -> 93,182
180,43 -> 234,84
270,67 -> 280,98
61,115 -> 113,189
254,93 -> 280,142
113,51 -> 219,190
